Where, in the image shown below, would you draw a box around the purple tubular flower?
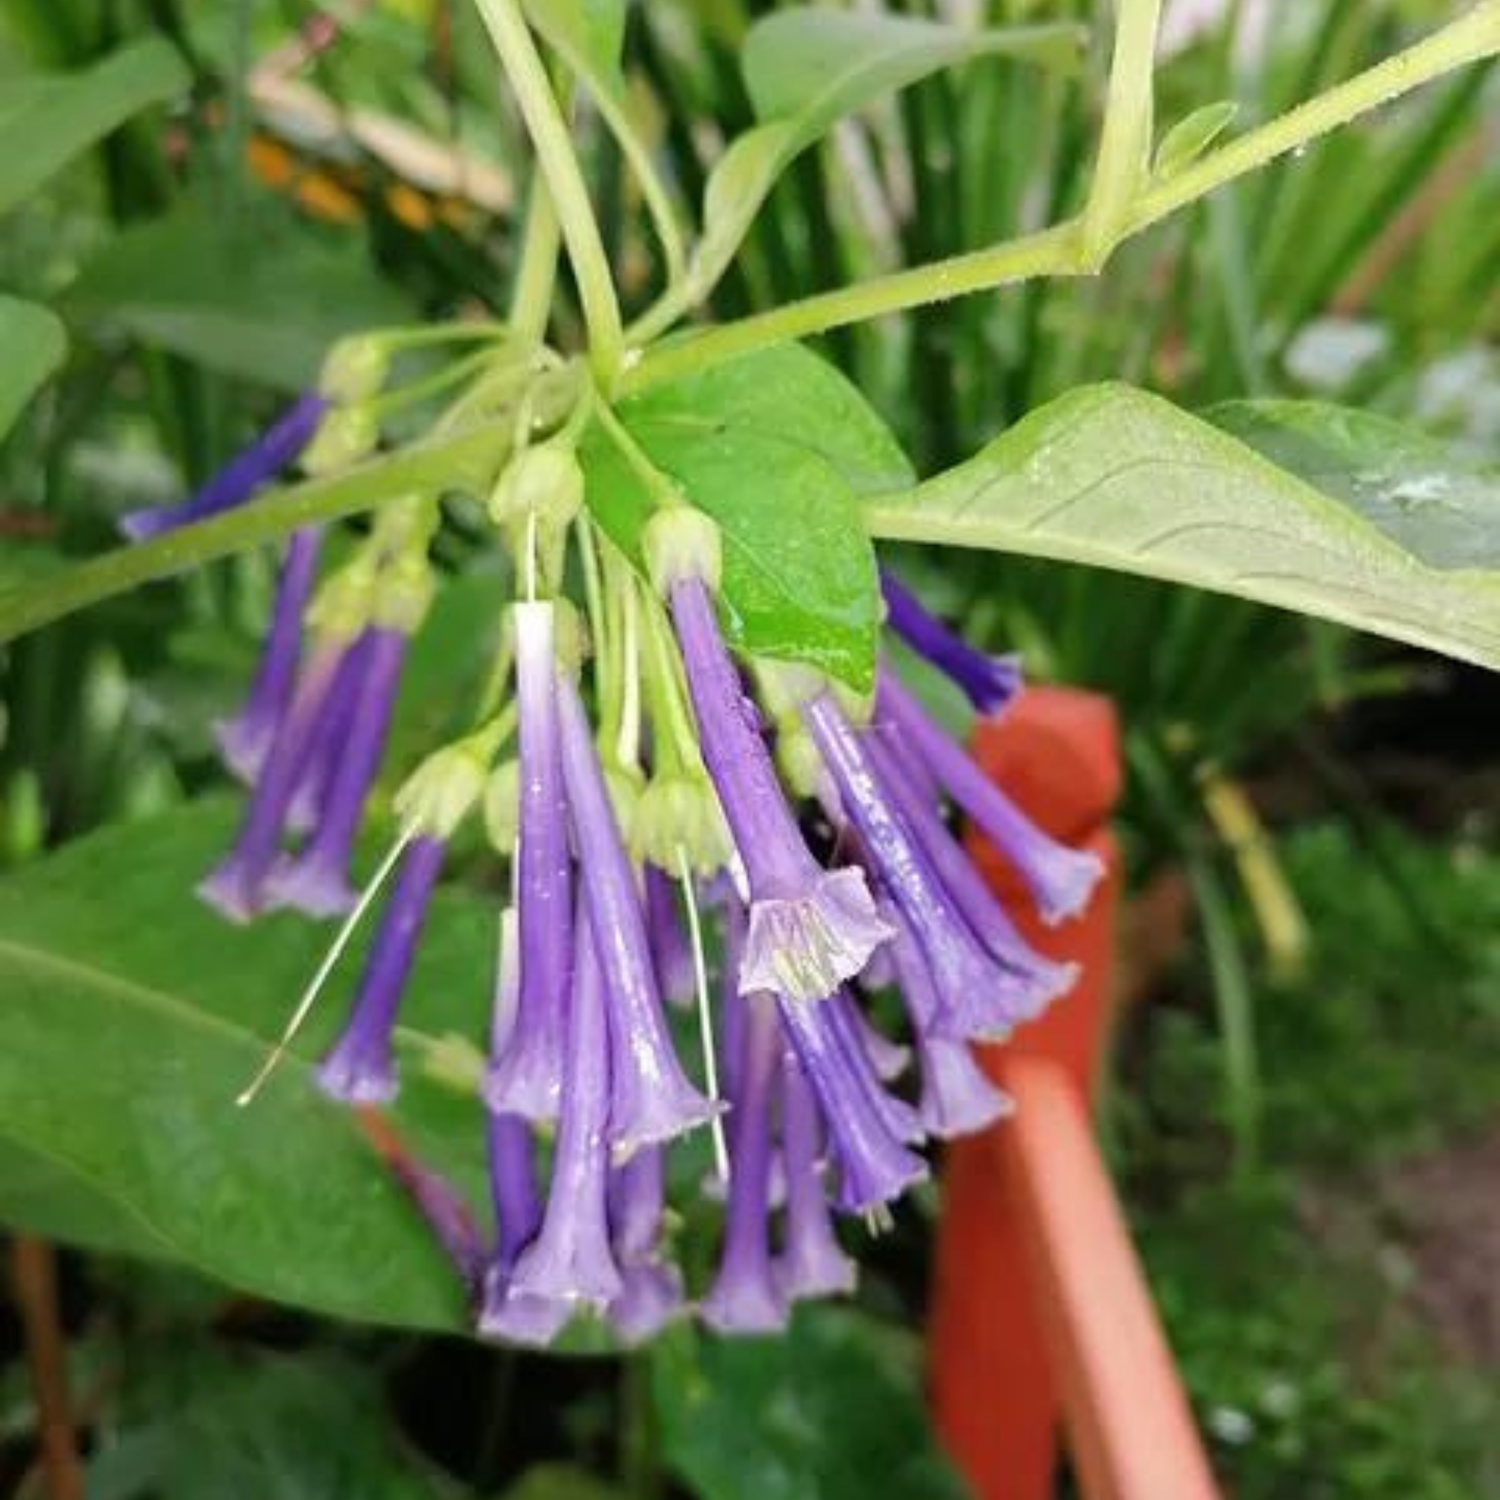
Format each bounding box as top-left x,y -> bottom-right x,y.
888,920 -> 1012,1138
804,692 -> 1047,1043
839,991 -> 909,1083
387,1151 -> 487,1297
879,570 -> 1023,715
646,865 -> 696,1009
873,729 -> 1077,1020
775,1052 -> 856,1301
556,675 -> 718,1156
121,392 -> 329,541
607,1149 -> 686,1344
508,914 -> 623,1310
669,576 -> 890,1002
215,527 -> 324,783
877,672 -> 1103,925
701,992 -> 787,1334
775,992 -> 926,1215
316,834 -> 446,1103
198,635 -> 368,922
265,627 -> 408,917
486,603 -> 571,1122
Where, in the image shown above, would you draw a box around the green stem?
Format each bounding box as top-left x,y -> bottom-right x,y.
0,424 -> 509,647
509,173 -> 562,347
473,0 -> 625,383
1081,0 -> 1162,266
592,396 -> 684,509
621,1 -> 1500,394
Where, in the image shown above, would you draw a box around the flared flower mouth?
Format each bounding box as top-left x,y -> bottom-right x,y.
739,867 -> 895,1002
200,439 -> 1100,1348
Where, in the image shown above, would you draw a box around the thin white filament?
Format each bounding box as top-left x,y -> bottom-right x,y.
677,843 -> 729,1183
235,828 -> 414,1106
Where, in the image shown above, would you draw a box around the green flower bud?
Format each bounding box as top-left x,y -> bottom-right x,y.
489,441 -> 584,531
483,760 -> 520,852
300,404 -> 379,475
395,741 -> 490,840
631,772 -> 732,875
305,556 -> 377,638
319,336 -> 391,405
642,506 -> 721,596
603,759 -> 646,846
372,553 -> 436,634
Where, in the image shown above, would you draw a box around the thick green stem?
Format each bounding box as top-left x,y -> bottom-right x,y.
0,424 -> 508,646
474,0 -> 624,383
509,174 -> 562,347
1081,0 -> 1162,266
622,1 -> 1500,395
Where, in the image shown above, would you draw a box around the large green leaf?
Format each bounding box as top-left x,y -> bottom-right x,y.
651,1306 -> 970,1500
0,295 -> 66,438
864,383 -> 1500,671
691,12 -> 1083,297
65,201 -> 415,390
87,1351 -> 450,1500
1208,398 -> 1500,569
584,344 -> 911,689
0,799 -> 495,1331
0,38 -> 188,215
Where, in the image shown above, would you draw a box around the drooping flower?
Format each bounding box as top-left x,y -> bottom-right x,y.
506,908 -> 623,1310
775,987 -> 927,1215
485,601 -> 572,1121
215,527 -> 324,784
701,989 -> 787,1334
880,569 -> 1023,715
315,833 -> 446,1103
775,1051 -> 856,1302
265,626 -> 409,916
556,673 -> 718,1156
669,574 -> 890,1002
876,670 -> 1103,924
199,631 -> 371,922
644,864 -> 696,1009
607,1147 -> 686,1344
119,391 -> 329,541
803,690 -> 1055,1042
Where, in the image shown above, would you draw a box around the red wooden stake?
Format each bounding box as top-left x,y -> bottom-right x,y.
927,688 -> 1220,1500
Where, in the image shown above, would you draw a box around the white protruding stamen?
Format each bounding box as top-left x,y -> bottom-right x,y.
616,580 -> 641,770
235,828 -> 415,1107
678,843 -> 729,1184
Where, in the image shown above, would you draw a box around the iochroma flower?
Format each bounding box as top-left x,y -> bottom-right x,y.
181,350 -> 1103,1348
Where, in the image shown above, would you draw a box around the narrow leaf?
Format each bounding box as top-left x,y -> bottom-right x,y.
864,383 -> 1500,670
0,296 -> 66,438
0,38 -> 188,215
1154,100 -> 1238,177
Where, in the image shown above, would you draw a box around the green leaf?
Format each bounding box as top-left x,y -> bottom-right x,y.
65,201 -> 415,390
1153,100 -> 1238,178
651,1306 -> 970,1500
0,296 -> 66,438
87,1351 -> 450,1500
863,383 -> 1500,671
1207,398 -> 1500,570
584,345 -> 911,689
740,8 -> 1083,124
0,799 -> 494,1331
0,38 -> 188,215
693,13 -> 1084,296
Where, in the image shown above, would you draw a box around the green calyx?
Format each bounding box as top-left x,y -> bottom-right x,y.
489,441 -> 584,532
642,507 -> 722,596
482,759 -> 521,853
319,336 -> 391,406
394,736 -> 494,840
300,404 -> 380,475
631,772 -> 731,876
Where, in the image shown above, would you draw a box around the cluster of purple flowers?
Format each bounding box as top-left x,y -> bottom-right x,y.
143,388 -> 1103,1346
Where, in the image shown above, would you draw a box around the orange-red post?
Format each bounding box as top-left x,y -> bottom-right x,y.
928,687 -> 1220,1500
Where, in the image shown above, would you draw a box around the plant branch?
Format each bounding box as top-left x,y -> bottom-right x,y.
11,1236 -> 84,1500
473,0 -> 624,382
0,424 -> 509,647
509,172 -> 562,346
1081,0 -> 1162,266
622,1 -> 1500,394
